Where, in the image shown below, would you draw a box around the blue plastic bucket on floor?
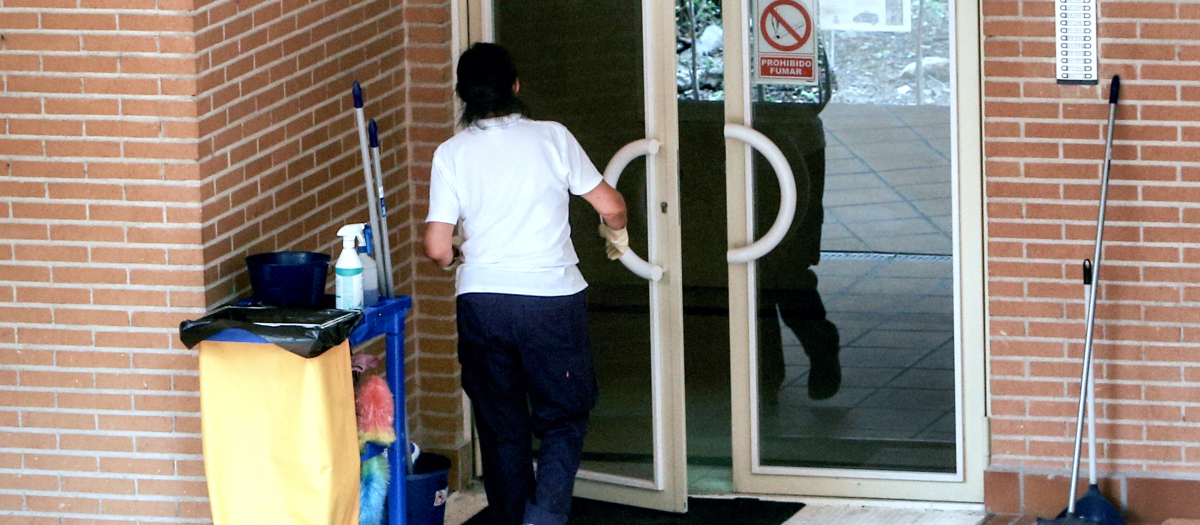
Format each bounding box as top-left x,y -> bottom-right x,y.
245,252 -> 330,308
406,453 -> 451,525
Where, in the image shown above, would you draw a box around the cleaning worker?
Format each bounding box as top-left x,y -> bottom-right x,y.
422,42 -> 628,525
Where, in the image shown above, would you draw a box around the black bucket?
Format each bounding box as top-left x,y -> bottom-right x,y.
406,452 -> 451,525
245,252 -> 330,308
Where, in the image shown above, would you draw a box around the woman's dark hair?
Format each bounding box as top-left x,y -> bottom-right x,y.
456,42 -> 527,127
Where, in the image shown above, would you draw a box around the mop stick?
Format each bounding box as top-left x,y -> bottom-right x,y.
368,120 -> 396,297
1083,260 -> 1097,486
352,81 -> 388,297
1067,75 -> 1119,517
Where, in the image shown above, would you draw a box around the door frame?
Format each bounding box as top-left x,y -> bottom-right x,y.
459,0 -> 988,506
723,0 -> 987,502
463,0 -> 690,513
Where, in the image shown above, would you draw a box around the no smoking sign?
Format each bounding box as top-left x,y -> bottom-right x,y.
755,0 -> 818,86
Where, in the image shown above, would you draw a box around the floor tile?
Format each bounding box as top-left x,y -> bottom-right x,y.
845,276 -> 945,296
876,167 -> 951,186
824,172 -> 887,191
844,217 -> 939,238
889,368 -> 956,389
911,197 -> 953,218
860,387 -> 955,411
828,201 -> 922,223
914,348 -> 955,370
839,347 -> 930,368
862,150 -> 950,172
897,182 -> 954,201
832,126 -> 920,145
826,157 -> 874,175
877,259 -> 953,277
839,366 -> 906,388
825,144 -> 856,160
824,293 -> 916,313
841,406 -> 945,432
863,233 -> 952,255
854,329 -> 952,349
823,187 -> 907,207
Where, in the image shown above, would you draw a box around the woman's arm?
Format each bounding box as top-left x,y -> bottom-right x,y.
581,181 -> 627,229
423,221 -> 457,267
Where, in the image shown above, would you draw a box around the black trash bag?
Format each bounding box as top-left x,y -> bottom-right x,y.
179,305 -> 363,358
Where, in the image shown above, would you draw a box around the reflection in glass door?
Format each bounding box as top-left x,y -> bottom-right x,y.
751,9 -> 960,473
673,0 -> 966,485
723,0 -> 986,501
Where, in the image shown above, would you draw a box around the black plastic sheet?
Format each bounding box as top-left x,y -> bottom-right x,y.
179,306 -> 363,358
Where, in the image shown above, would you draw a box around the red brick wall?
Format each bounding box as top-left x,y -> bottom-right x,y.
0,0 -> 466,520
401,0 -> 466,485
0,1 -> 210,520
194,0 -> 408,307
984,0 -> 1200,518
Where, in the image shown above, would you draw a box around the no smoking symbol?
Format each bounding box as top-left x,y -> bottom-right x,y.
760,0 -> 812,52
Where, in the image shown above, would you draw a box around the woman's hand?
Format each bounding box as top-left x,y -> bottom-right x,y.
598,223 -> 628,260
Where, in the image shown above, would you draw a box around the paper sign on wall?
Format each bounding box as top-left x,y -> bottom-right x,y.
754,0 -> 819,86
820,0 -> 911,33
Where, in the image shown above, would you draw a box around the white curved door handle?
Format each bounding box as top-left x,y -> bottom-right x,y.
602,138 -> 664,281
724,124 -> 797,264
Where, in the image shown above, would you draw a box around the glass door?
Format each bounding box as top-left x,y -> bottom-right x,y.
466,0 -> 689,513
463,0 -> 984,508
721,0 -> 986,501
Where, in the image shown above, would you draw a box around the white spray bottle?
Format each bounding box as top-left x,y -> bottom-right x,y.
335,224 -> 365,310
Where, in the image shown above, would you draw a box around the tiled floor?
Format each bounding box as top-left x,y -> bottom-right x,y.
759,254 -> 956,472
820,104 -> 953,256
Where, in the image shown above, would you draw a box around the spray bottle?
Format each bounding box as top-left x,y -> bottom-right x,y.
335,224 -> 365,310
359,224 -> 380,307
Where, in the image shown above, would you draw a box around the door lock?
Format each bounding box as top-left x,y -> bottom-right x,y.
661,202 -> 668,214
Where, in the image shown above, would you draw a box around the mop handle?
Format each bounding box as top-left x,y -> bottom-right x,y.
1084,260 -> 1097,485
1068,75 -> 1120,514
368,120 -> 396,297
353,82 -> 388,296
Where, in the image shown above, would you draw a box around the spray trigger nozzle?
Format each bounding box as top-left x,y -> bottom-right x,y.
337,223 -> 366,249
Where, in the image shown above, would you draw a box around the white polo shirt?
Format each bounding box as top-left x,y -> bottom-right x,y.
425,115 -> 604,297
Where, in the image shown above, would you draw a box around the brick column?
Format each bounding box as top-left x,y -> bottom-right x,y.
0,2 -> 210,520
1,0 -> 465,521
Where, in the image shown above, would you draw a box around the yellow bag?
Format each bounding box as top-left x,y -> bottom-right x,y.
199,339 -> 359,525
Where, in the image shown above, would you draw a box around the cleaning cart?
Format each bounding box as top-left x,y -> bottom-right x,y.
181,306 -> 365,525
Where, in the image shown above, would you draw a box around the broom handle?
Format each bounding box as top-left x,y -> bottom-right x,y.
369,120 -> 396,297
1069,76 -> 1119,514
353,83 -> 388,296
1084,263 -> 1097,485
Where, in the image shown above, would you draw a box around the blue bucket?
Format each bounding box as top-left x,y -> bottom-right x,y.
245,251 -> 330,307
406,453 -> 451,525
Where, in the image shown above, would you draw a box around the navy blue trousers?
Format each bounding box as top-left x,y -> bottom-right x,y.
457,292 -> 597,525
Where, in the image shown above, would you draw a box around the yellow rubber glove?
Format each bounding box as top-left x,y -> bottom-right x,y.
598,223 -> 629,260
